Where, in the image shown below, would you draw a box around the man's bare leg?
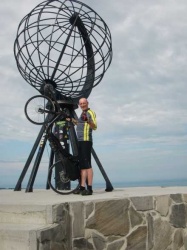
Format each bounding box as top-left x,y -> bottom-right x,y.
81,169 -> 87,187
87,168 -> 93,186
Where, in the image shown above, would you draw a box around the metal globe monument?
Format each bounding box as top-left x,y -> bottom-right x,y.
14,0 -> 113,193
14,0 -> 112,102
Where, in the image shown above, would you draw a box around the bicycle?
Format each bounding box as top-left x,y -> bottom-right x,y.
24,88 -> 80,195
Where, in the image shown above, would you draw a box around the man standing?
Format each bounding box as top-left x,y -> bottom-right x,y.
74,98 -> 97,195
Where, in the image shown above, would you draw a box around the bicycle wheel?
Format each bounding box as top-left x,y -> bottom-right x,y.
24,95 -> 56,125
48,160 -> 80,195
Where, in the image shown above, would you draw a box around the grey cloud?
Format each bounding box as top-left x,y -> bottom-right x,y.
0,0 -> 187,185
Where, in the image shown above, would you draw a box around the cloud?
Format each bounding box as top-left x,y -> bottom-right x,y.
0,0 -> 187,187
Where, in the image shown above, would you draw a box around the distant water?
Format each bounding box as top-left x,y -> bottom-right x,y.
97,179 -> 187,189
1,179 -> 187,190
91,179 -> 187,189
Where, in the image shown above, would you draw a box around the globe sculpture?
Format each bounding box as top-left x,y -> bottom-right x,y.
14,0 -> 112,102
14,0 -> 113,193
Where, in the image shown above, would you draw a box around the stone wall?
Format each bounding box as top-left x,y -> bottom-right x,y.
36,193 -> 187,250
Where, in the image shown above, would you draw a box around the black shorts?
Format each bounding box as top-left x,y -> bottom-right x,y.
78,141 -> 93,169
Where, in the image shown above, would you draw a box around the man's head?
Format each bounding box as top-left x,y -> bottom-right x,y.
79,98 -> 89,111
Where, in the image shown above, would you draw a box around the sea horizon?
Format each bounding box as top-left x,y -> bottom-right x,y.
1,178 -> 187,190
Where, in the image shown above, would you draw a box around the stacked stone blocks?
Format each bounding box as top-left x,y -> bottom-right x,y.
2,193 -> 186,249
68,194 -> 187,250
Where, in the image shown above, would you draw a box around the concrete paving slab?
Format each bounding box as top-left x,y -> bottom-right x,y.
0,204 -> 50,224
0,223 -> 50,250
0,186 -> 187,206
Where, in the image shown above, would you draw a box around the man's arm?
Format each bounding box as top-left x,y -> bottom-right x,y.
87,110 -> 97,130
87,120 -> 96,129
66,118 -> 78,125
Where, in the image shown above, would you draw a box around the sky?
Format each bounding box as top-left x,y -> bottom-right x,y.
0,0 -> 187,189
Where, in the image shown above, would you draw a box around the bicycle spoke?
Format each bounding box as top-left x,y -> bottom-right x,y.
25,95 -> 55,125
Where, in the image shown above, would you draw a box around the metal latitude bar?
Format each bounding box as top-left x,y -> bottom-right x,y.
50,13 -> 79,82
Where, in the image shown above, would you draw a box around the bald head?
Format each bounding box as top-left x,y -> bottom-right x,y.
79,98 -> 89,111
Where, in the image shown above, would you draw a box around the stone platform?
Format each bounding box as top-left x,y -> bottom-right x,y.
0,186 -> 187,250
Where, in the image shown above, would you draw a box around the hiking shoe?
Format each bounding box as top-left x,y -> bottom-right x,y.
73,187 -> 86,194
81,189 -> 93,196
73,189 -> 82,194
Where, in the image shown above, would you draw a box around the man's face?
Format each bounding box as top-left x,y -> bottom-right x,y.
79,98 -> 88,111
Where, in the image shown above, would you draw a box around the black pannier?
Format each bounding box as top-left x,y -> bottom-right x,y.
48,133 -> 80,181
